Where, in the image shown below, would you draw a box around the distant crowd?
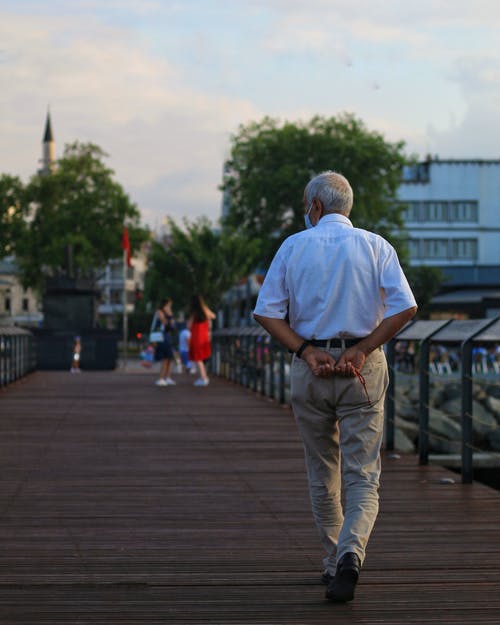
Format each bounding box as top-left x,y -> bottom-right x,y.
394,340 -> 500,375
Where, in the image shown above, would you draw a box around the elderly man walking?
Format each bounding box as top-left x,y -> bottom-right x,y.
254,171 -> 417,603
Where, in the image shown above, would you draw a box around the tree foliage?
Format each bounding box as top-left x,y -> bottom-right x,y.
16,142 -> 147,289
144,217 -> 262,314
0,174 -> 27,257
221,114 -> 409,262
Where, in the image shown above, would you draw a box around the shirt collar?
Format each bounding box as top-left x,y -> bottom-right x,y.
317,213 -> 353,228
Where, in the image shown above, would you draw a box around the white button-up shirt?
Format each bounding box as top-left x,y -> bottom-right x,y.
254,214 -> 417,339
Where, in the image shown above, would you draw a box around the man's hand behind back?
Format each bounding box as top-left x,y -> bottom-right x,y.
334,347 -> 367,375
302,346 -> 337,377
303,346 -> 368,378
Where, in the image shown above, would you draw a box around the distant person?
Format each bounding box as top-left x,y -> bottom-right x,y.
154,298 -> 176,386
188,294 -> 216,387
178,324 -> 194,373
140,343 -> 155,368
254,171 -> 417,603
70,336 -> 82,373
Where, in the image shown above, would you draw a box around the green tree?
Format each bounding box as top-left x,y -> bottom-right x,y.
17,142 -> 147,289
144,217 -> 261,313
222,114 -> 409,262
0,174 -> 27,257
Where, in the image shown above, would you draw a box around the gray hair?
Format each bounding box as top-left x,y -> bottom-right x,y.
304,171 -> 353,216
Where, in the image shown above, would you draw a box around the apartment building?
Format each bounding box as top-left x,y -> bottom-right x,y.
398,159 -> 500,317
96,247 -> 148,327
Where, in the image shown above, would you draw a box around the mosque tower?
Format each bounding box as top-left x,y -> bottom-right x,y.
39,110 -> 55,175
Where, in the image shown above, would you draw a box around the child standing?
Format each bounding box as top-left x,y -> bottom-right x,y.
70,336 -> 82,373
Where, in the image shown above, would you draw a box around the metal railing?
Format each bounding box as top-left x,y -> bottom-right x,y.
211,326 -> 291,405
212,319 -> 500,484
385,317 -> 500,483
0,325 -> 36,388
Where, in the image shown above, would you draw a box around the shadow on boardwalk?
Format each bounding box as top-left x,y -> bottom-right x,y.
0,370 -> 499,624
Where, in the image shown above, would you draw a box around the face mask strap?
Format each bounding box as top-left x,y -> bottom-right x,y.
304,201 -> 315,229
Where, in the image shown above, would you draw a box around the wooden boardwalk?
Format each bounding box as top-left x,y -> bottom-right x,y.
0,368 -> 499,625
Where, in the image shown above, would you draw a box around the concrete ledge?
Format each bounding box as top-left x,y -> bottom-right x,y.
429,452 -> 500,468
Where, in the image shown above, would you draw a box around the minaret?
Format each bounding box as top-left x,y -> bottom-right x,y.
40,110 -> 55,175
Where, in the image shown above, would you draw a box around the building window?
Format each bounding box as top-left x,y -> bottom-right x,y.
449,202 -> 478,222
426,202 -> 448,222
408,239 -> 420,259
401,200 -> 478,223
4,297 -> 10,312
401,163 -> 430,183
422,239 -> 448,259
402,202 -> 421,221
110,265 -> 123,281
22,298 -> 29,312
451,239 -> 477,260
409,238 -> 478,261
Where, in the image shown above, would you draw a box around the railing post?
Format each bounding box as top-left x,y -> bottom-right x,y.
0,328 -> 35,386
259,337 -> 266,396
241,335 -> 252,388
385,340 -> 396,450
460,318 -> 497,484
8,335 -> 14,384
229,334 -> 235,382
224,335 -> 230,380
418,338 -> 431,466
211,334 -> 219,377
252,336 -> 258,393
235,337 -> 241,385
0,335 -> 4,387
278,347 -> 285,405
269,339 -> 275,399
461,339 -> 474,484
416,320 -> 453,466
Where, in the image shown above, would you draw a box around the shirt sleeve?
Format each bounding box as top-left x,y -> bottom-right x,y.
253,244 -> 289,319
379,242 -> 417,318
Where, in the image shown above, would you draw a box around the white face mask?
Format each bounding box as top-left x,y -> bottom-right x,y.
304,203 -> 315,229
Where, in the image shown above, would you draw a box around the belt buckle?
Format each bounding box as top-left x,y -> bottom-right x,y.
329,338 -> 347,350
325,338 -> 341,350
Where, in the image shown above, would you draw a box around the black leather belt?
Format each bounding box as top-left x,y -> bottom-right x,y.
309,337 -> 364,348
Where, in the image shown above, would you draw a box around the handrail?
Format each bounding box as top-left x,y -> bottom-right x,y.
212,321 -> 500,484
212,327 -> 291,405
0,325 -> 36,388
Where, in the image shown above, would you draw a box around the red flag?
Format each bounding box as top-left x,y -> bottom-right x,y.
122,226 -> 132,267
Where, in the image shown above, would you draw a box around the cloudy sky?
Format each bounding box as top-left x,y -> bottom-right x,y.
1,1 -> 499,228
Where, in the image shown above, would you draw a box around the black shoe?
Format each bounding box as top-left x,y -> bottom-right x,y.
325,552 -> 361,603
321,571 -> 334,584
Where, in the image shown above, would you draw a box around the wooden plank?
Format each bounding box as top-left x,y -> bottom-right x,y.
0,369 -> 499,624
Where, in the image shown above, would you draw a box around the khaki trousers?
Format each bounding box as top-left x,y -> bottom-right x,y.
290,347 -> 388,574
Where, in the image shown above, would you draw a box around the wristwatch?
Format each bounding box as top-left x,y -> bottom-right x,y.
295,340 -> 311,359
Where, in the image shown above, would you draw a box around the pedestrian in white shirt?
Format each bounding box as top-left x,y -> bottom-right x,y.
254,171 -> 417,603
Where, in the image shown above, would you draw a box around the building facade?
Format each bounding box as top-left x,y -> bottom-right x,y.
398,159 -> 500,317
96,248 -> 148,327
0,258 -> 42,326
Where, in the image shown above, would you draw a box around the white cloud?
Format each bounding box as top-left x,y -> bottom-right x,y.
0,11 -> 260,225
2,0 -> 500,232
427,54 -> 500,158
261,0 -> 500,64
